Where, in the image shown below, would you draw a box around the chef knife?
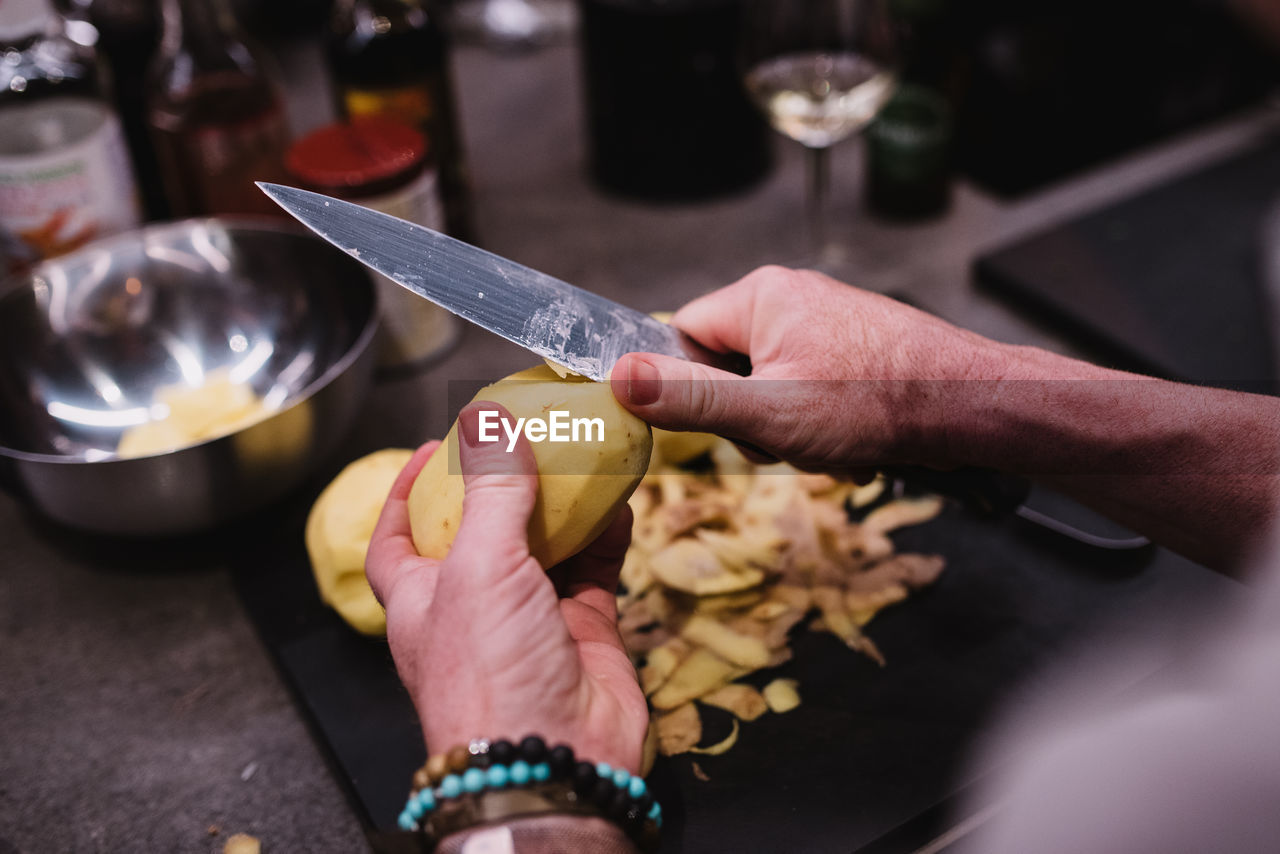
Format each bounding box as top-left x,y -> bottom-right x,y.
256,183 -> 742,382
258,183 -> 1148,551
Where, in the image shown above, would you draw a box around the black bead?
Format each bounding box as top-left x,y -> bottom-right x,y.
633,791 -> 654,815
622,806 -> 645,834
519,735 -> 548,764
489,739 -> 516,766
592,776 -> 616,808
607,787 -> 633,821
548,744 -> 576,779
571,761 -> 597,796
470,750 -> 492,769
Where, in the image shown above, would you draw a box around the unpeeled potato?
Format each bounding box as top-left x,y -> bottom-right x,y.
305,448 -> 414,635
408,364 -> 653,569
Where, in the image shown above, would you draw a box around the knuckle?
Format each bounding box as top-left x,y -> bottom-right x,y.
463,472 -> 534,506
683,371 -> 722,424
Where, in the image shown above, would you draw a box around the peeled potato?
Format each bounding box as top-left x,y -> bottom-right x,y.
117,369 -> 269,458
305,448 -> 414,636
408,364 -> 653,569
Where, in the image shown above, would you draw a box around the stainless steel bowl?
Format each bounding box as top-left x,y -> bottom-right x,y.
0,218 -> 379,536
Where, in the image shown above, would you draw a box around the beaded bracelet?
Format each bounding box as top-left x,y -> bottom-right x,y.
398,735 -> 661,852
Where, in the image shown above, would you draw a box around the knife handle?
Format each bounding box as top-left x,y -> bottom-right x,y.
675,333 -> 752,376
884,465 -> 1030,516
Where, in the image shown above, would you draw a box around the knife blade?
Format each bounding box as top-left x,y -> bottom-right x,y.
257,183 -> 741,382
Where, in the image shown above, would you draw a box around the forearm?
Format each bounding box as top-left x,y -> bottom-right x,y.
941,342 -> 1280,575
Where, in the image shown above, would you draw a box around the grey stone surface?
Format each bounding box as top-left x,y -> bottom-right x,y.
3,34 -> 1277,854
0,495 -> 369,853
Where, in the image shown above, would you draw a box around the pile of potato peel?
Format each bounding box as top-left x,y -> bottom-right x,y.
623,431 -> 947,768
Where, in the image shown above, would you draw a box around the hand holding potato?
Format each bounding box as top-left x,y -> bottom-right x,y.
365,403 -> 649,772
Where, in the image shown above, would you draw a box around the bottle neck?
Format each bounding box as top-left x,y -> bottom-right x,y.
333,0 -> 434,39
159,0 -> 239,51
155,0 -> 270,86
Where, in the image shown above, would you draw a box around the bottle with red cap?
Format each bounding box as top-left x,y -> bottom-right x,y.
287,116 -> 460,372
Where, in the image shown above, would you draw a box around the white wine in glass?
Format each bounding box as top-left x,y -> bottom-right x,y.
745,51 -> 895,148
742,0 -> 897,262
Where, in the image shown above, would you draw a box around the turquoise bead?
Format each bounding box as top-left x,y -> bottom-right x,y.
416,789 -> 436,812
531,762 -> 551,782
648,801 -> 662,821
486,764 -> 510,788
595,761 -> 613,779
406,794 -> 425,819
440,774 -> 463,798
509,760 -> 531,785
628,776 -> 647,798
397,811 -> 416,831
612,768 -> 631,788
462,767 -> 486,793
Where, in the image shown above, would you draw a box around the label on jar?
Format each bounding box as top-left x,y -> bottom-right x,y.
343,84 -> 436,130
0,98 -> 141,274
359,167 -> 459,371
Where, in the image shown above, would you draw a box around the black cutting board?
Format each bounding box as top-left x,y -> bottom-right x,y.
975,138 -> 1280,394
233,491 -> 1235,853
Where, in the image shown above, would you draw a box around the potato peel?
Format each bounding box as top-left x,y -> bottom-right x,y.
650,648 -> 740,710
649,539 -> 764,596
680,615 -> 771,669
700,684 -> 768,721
690,718 -> 740,756
763,679 -> 801,714
617,436 -> 947,766
861,495 -> 945,535
656,702 -> 702,756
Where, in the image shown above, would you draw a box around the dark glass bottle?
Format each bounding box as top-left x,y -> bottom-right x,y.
146,0 -> 292,217
327,0 -> 473,240
866,0 -> 954,220
0,0 -> 141,272
577,0 -> 773,201
88,0 -> 166,219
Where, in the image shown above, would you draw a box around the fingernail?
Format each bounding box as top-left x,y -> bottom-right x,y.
458,405 -> 482,449
626,356 -> 661,406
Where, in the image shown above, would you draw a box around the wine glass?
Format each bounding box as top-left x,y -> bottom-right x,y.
742,0 -> 898,265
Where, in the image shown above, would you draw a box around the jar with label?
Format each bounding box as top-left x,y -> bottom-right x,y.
0,0 -> 141,275
286,115 -> 459,373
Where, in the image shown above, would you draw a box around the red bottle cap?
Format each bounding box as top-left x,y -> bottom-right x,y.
286,116 -> 427,197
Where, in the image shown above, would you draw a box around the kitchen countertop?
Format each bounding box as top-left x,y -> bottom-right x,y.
3,35 -> 1277,854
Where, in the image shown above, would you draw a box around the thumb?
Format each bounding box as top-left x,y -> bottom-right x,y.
449,401 -> 541,574
610,352 -> 780,445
